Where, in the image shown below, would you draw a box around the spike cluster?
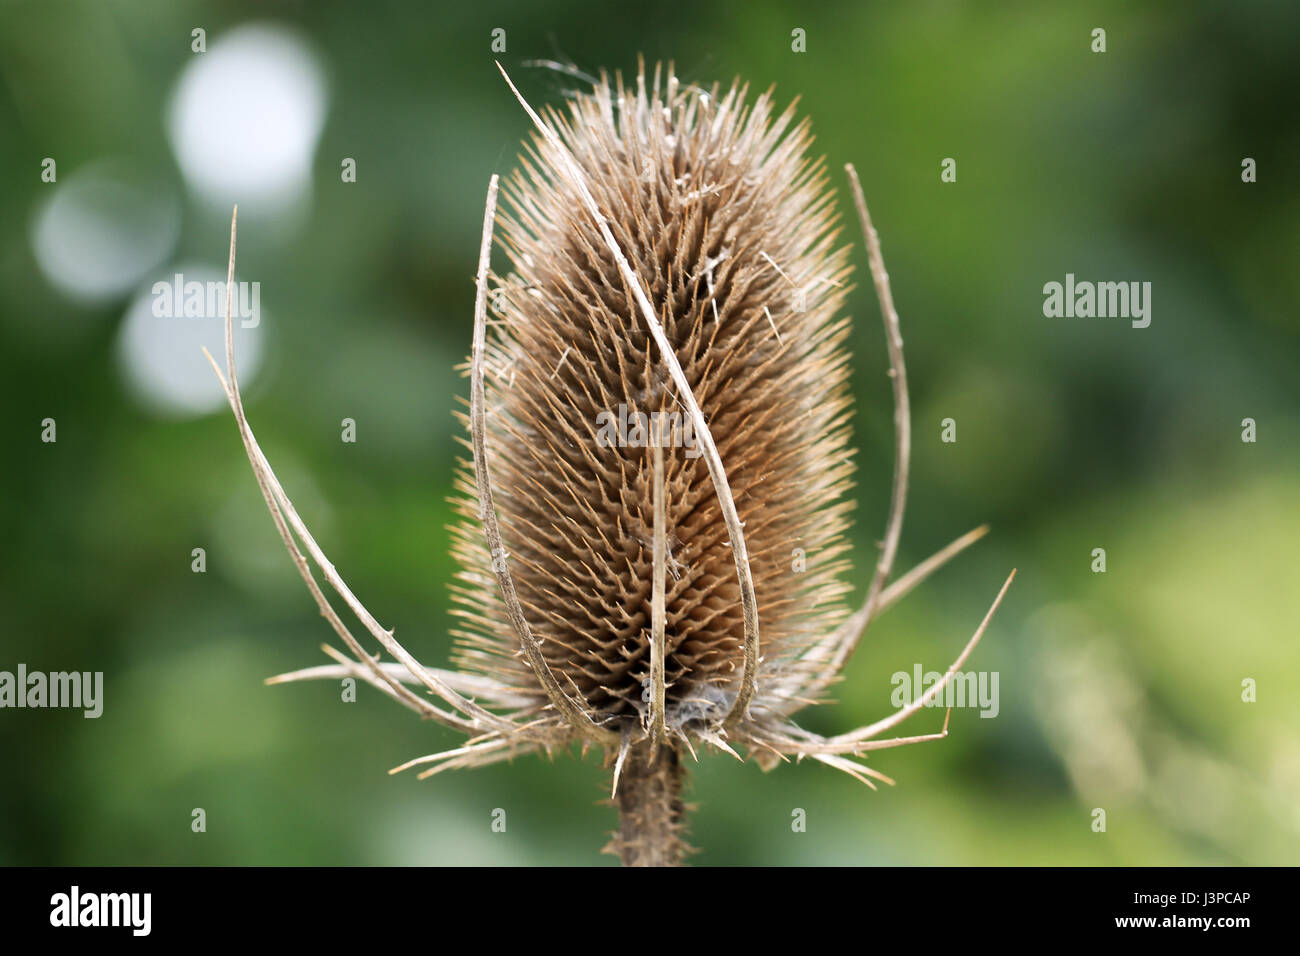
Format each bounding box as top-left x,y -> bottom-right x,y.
449,64 -> 856,733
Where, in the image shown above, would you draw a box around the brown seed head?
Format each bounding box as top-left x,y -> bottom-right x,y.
226,59 -> 1012,866
450,63 -> 856,734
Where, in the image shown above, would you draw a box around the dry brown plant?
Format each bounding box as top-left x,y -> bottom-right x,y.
206,61 -> 1015,866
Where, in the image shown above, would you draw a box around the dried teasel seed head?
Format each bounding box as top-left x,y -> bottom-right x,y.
449,63 -> 856,735
237,58 -> 1013,868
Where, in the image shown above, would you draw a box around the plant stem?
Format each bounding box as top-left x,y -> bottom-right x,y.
611,742 -> 688,866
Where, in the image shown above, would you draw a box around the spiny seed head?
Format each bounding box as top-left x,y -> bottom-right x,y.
237,58 -> 1008,866
450,63 -> 856,734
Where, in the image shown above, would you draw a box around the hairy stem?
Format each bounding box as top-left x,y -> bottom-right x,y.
610,742 -> 688,866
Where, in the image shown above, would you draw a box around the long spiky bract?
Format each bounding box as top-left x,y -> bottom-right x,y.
211,61 -> 1014,867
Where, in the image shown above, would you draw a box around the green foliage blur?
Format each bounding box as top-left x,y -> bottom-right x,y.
1,0 -> 1297,865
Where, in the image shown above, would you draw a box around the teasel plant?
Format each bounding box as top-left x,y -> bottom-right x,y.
205,59 -> 1015,867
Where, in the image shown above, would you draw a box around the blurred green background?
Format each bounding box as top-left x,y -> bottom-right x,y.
1,0 -> 1297,866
